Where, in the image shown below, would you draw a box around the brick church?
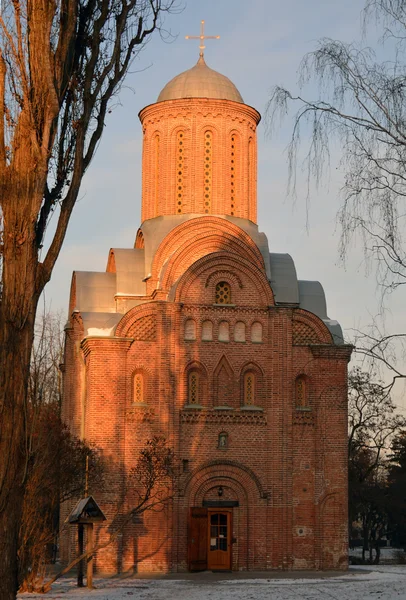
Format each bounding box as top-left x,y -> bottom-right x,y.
62,39 -> 352,573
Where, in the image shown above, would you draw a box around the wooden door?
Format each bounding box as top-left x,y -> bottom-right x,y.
188,507 -> 208,571
207,510 -> 232,570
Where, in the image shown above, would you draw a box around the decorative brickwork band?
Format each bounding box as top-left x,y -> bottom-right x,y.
180,409 -> 266,425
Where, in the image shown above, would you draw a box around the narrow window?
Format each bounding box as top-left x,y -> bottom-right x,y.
188,371 -> 199,405
296,376 -> 307,408
134,373 -> 144,404
218,321 -> 230,342
202,320 -> 213,341
234,321 -> 246,342
230,133 -> 237,215
184,319 -> 196,341
176,131 -> 184,214
251,321 -> 263,342
244,372 -> 255,406
154,134 -> 160,216
215,281 -> 231,304
203,131 -> 212,213
248,137 -> 253,219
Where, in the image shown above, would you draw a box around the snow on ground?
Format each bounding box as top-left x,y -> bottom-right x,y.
17,566 -> 406,600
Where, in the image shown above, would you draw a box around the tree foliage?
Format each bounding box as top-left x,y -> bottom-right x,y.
267,0 -> 406,385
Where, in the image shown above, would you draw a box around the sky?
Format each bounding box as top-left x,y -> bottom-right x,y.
42,0 -> 405,406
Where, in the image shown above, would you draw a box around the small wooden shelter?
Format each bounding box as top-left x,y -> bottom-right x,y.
68,496 -> 106,588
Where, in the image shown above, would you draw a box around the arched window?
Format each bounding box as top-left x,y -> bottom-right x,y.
244,372 -> 255,406
295,375 -> 307,408
184,319 -> 196,341
188,371 -> 200,405
248,137 -> 254,219
154,133 -> 160,216
176,131 -> 184,214
202,320 -> 213,341
234,321 -> 246,342
230,133 -> 238,215
215,281 -> 231,304
218,321 -> 230,342
251,321 -> 263,342
134,373 -> 144,404
203,130 -> 212,213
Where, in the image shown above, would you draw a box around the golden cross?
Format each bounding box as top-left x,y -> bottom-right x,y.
185,20 -> 220,58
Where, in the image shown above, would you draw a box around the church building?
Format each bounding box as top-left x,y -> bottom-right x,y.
61,35 -> 352,573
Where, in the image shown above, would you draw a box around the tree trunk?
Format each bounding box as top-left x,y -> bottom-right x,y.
0,190 -> 43,600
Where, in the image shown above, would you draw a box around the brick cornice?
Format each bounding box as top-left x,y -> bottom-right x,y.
80,336 -> 133,356
139,97 -> 261,125
310,344 -> 353,362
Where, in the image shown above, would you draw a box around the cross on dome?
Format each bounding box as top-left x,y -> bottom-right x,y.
185,20 -> 220,58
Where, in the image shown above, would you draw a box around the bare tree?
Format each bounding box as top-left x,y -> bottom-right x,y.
11,309 -> 104,592
266,0 -> 406,385
348,368 -> 406,561
40,436 -> 175,594
0,2 -> 178,599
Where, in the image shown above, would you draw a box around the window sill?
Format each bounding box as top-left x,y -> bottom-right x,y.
241,406 -> 264,412
296,407 -> 312,412
213,304 -> 236,308
184,404 -> 203,410
132,402 -> 149,408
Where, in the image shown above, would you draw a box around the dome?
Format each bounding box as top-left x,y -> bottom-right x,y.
157,56 -> 244,103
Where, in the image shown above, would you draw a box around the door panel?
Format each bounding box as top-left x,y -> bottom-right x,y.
207,510 -> 231,570
188,507 -> 208,571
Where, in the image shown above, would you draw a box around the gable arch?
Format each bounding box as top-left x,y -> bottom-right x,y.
172,252 -> 274,307
148,217 -> 265,292
115,303 -> 157,339
292,309 -> 333,345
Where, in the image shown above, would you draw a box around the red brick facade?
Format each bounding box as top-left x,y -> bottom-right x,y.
61,57 -> 352,573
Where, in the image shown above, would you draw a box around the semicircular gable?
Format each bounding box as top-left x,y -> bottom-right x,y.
292,309 -> 333,345
172,252 -> 274,307
115,303 -> 157,339
149,217 -> 265,291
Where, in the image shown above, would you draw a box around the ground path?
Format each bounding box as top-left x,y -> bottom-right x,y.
18,566 -> 406,600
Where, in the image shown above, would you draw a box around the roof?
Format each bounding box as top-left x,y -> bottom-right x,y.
67,496 -> 106,524
157,56 -> 243,103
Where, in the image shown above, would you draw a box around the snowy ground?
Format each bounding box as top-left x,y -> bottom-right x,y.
17,566 -> 406,600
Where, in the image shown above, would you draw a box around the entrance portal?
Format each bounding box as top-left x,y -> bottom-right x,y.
188,507 -> 232,571
208,510 -> 232,570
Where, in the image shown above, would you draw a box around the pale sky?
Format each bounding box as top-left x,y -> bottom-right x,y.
41,0 -> 405,407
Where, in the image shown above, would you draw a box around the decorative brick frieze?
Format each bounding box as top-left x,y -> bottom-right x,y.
180,408 -> 267,425
126,406 -> 155,422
